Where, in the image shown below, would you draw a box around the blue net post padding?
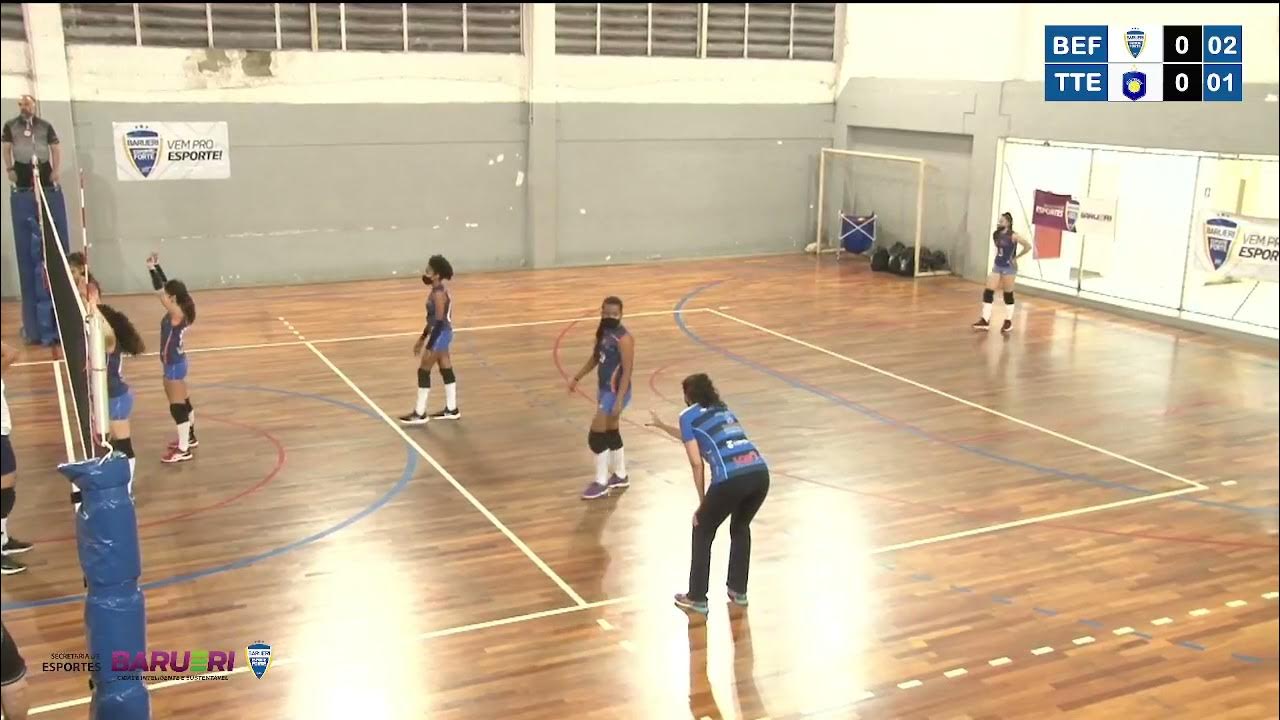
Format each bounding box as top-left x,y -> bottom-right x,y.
59,454 -> 151,720
840,212 -> 876,255
8,187 -> 71,345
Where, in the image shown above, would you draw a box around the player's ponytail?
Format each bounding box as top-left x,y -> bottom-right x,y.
165,279 -> 197,324
98,304 -> 146,355
682,373 -> 723,409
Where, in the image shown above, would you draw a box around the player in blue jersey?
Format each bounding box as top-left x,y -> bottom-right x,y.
400,255 -> 460,425
91,290 -> 146,493
568,296 -> 635,500
973,212 -> 1031,334
648,373 -> 770,614
147,253 -> 199,463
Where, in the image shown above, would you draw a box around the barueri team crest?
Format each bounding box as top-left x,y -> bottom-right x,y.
1065,200 -> 1081,232
1122,70 -> 1147,101
123,126 -> 162,178
247,642 -> 272,679
1125,28 -> 1146,58
1204,216 -> 1239,271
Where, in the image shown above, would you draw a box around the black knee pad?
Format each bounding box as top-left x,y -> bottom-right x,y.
441,367 -> 456,384
982,289 -> 995,303
1,486 -> 14,518
70,489 -> 82,507
114,437 -> 135,459
417,367 -> 432,388
1003,291 -> 1015,305
169,403 -> 190,424
185,399 -> 194,413
588,431 -> 609,454
606,429 -> 623,450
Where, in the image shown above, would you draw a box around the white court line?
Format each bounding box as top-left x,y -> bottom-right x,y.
303,340 -> 587,607
11,309 -> 702,367
706,309 -> 1207,491
30,596 -> 632,715
866,486 -> 1202,555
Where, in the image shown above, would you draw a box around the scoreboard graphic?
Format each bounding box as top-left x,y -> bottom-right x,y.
1045,25 -> 1243,102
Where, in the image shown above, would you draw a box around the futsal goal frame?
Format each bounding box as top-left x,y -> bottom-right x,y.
815,147 -> 948,277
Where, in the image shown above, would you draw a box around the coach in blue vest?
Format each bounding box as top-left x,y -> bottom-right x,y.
649,374 -> 771,615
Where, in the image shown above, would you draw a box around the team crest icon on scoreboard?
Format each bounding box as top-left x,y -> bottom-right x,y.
1121,71 -> 1147,101
1125,28 -> 1146,58
1203,216 -> 1238,271
122,126 -> 162,178
247,642 -> 272,679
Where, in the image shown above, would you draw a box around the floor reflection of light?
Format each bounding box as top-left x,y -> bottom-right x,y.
287,546 -> 428,719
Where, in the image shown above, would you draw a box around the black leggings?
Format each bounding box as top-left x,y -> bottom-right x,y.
688,469 -> 770,602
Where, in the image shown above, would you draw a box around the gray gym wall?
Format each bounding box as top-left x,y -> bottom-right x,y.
833,77 -> 1280,281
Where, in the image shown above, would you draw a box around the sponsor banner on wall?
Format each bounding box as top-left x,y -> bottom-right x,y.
1033,189 -> 1116,237
113,122 -> 231,181
1198,211 -> 1279,284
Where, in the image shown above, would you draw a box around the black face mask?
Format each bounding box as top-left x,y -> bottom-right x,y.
600,317 -> 620,330
422,274 -> 432,285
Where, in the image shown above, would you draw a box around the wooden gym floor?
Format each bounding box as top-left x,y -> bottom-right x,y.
1,254 -> 1277,719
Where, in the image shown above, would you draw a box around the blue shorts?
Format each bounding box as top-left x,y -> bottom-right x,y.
597,387 -> 632,415
1,434 -> 15,476
108,391 -> 134,422
163,358 -> 189,381
992,262 -> 1018,276
427,326 -> 453,353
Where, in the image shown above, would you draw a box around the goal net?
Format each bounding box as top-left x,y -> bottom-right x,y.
813,148 -> 949,277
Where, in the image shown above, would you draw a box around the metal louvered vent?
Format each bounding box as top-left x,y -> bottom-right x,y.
210,3 -> 276,50
139,3 -> 210,48
555,4 -> 597,55
650,3 -> 698,58
342,3 -> 403,51
599,4 -> 646,56
407,3 -> 463,52
705,3 -> 745,58
277,4 -> 312,49
314,3 -> 341,49
558,3 -> 834,60
1,3 -> 25,41
791,3 -> 836,60
62,3 -> 137,46
466,3 -> 521,53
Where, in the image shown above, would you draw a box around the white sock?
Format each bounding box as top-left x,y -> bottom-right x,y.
127,458 -> 136,496
981,303 -> 993,322
444,382 -> 457,411
188,407 -> 196,429
1,517 -> 8,545
1006,302 -> 1016,321
610,448 -> 627,479
594,452 -> 609,485
415,388 -> 430,416
177,422 -> 191,452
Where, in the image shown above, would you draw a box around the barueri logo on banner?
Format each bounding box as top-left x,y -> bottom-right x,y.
1198,211 -> 1279,284
114,122 -> 231,181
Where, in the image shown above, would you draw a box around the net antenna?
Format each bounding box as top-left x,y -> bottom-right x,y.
32,159 -> 110,463
815,148 -> 947,277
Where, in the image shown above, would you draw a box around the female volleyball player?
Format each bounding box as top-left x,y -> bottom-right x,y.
972,212 -> 1031,334
568,296 -> 634,500
399,255 -> 460,425
90,288 -> 146,491
1,342 -> 31,576
146,253 -> 198,463
648,374 -> 770,615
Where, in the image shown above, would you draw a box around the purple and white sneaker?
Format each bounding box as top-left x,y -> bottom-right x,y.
581,481 -> 610,500
607,474 -> 629,490
674,593 -> 709,615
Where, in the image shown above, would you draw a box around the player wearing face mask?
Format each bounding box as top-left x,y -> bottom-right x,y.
399,255 -> 459,425
568,296 -> 635,500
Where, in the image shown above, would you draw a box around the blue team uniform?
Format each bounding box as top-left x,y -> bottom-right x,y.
107,349 -> 134,421
992,229 -> 1017,275
679,402 -> 768,485
425,284 -> 453,352
160,314 -> 190,380
596,325 -> 631,414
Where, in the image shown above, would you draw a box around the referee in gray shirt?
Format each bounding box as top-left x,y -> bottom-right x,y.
2,94 -> 61,189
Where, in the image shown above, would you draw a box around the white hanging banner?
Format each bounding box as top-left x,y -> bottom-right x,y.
1073,197 -> 1116,238
113,122 -> 231,181
1197,211 -> 1279,283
